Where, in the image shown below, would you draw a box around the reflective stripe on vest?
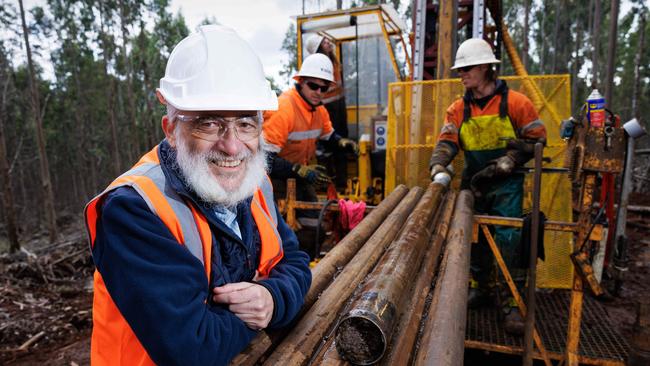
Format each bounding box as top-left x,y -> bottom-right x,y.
287,128 -> 322,141
459,114 -> 517,151
276,89 -> 326,165
84,145 -> 283,365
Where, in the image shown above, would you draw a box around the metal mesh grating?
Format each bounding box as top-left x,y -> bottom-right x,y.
465,290 -> 630,363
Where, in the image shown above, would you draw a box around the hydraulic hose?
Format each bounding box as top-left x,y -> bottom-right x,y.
314,199 -> 339,259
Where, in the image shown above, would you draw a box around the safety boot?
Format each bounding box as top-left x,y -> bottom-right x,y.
503,307 -> 525,336
467,287 -> 494,309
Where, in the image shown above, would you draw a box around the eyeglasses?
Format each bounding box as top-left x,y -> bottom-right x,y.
305,81 -> 330,93
458,65 -> 477,73
175,114 -> 261,142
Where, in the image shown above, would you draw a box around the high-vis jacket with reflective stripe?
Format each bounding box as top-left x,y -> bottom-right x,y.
85,142 -> 310,366
263,87 -> 334,165
437,82 -> 546,184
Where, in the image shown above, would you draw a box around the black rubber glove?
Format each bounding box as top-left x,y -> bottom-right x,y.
470,164 -> 497,198
338,138 -> 359,155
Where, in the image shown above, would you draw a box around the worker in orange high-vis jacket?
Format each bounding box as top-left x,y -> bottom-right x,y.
305,34 -> 350,187
263,53 -> 358,203
84,25 -> 311,366
428,38 -> 546,336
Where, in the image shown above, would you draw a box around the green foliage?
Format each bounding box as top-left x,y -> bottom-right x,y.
279,23 -> 297,86
266,76 -> 283,96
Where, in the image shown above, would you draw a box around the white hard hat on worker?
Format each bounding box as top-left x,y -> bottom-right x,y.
157,24 -> 277,111
294,53 -> 335,83
451,38 -> 501,70
305,34 -> 325,55
157,25 -> 274,207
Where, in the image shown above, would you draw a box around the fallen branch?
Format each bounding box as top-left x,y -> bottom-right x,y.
18,331 -> 45,351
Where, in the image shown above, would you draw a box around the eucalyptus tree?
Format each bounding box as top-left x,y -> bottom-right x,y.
0,36 -> 20,252
18,0 -> 58,242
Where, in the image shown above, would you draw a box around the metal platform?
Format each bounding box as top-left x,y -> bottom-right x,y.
465,290 -> 630,366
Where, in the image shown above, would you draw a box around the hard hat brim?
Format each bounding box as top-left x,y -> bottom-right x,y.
158,88 -> 278,112
451,58 -> 501,70
292,73 -> 334,83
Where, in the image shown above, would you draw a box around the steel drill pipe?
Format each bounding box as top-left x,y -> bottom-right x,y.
335,182 -> 447,365
414,190 -> 474,366
381,191 -> 457,366
262,187 -> 425,366
230,186 -> 409,366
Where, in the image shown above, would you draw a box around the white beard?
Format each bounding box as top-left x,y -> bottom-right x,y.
174,132 -> 268,208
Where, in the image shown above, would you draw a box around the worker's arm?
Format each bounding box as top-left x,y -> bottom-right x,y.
324,132 -> 359,155
267,152 -> 330,185
503,91 -> 548,167
267,152 -> 296,180
429,102 -> 462,177
92,188 -> 256,366
262,98 -> 293,155
255,205 -> 312,329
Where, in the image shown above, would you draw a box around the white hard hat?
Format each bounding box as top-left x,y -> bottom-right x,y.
451,38 -> 501,70
305,34 -> 324,55
158,24 -> 278,111
293,53 -> 334,82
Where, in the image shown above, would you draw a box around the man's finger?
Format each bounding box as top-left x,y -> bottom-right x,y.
213,282 -> 255,295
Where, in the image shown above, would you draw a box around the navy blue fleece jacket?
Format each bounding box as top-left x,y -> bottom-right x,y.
90,140 -> 311,365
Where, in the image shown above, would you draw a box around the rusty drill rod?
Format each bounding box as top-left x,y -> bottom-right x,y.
262,187 -> 425,366
314,337 -> 348,366
414,190 -> 474,366
230,185 -> 409,366
335,182 -> 447,365
381,191 -> 458,366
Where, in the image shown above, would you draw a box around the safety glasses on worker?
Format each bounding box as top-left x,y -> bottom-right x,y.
458,64 -> 477,73
305,81 -> 330,93
175,114 -> 261,142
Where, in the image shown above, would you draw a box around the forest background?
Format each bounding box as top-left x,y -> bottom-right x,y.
0,0 -> 648,252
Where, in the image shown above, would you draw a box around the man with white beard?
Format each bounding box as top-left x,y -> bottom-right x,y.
84,25 -> 311,366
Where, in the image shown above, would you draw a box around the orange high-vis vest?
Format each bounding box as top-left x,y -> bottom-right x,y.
263,88 -> 334,165
84,145 -> 283,366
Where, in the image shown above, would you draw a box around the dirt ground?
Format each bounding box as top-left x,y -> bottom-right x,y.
0,194 -> 649,366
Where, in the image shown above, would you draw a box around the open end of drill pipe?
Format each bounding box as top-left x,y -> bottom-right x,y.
334,182 -> 447,365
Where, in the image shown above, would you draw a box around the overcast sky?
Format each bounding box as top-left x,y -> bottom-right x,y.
15,0 -> 348,86
169,0 -> 306,86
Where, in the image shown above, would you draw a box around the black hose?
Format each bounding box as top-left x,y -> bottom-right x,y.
314,199 -> 338,259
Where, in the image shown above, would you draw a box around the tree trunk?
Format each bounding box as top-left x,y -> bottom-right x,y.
522,0 -> 530,70
604,0 -> 619,109
551,0 -> 562,73
631,11 -> 645,120
119,0 -> 138,162
18,0 -> 58,243
0,62 -> 20,252
571,12 -> 584,112
98,3 -> 122,177
592,0 -> 601,87
539,0 -> 548,73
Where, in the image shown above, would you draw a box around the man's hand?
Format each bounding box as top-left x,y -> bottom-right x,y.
213,282 -> 274,330
338,138 -> 359,155
292,164 -> 331,186
430,164 -> 449,181
470,165 -> 496,198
